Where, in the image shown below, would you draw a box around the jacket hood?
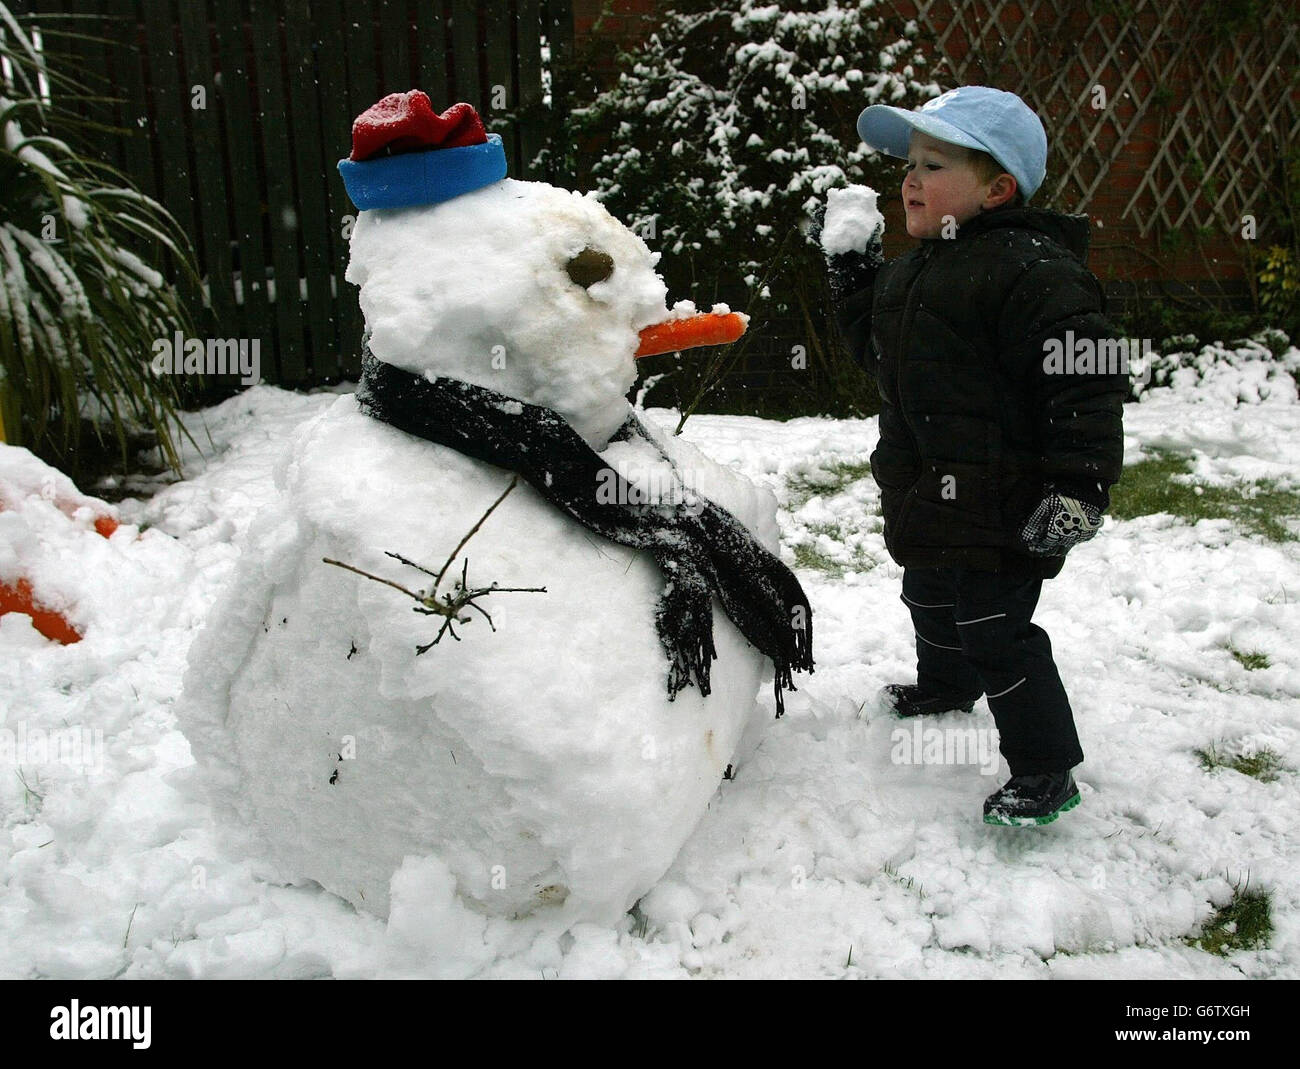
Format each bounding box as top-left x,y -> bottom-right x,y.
951,205 -> 1091,262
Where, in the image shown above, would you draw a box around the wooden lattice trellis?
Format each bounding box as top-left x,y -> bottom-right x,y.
906,0 -> 1299,241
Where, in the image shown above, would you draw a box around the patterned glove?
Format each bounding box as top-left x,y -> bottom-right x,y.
1019,489 -> 1104,557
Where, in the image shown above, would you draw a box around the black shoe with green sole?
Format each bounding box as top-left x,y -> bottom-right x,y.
983,771 -> 1081,826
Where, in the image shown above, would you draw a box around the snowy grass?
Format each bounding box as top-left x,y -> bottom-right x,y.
1187,879 -> 1273,956
1227,646 -> 1271,671
1194,742 -> 1288,783
783,457 -> 881,577
1112,448 -> 1300,543
783,458 -> 876,508
792,524 -> 878,576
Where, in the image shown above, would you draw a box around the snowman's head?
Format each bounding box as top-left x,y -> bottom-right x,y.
345,178 -> 669,449
340,94 -> 745,450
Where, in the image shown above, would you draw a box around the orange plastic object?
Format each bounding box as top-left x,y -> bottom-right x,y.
635,312 -> 747,357
0,490 -> 118,539
0,578 -> 82,644
0,482 -> 115,641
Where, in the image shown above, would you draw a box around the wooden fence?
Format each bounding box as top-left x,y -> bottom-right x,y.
22,0 -> 573,386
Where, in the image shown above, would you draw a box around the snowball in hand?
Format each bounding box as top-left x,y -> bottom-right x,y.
820,185 -> 884,256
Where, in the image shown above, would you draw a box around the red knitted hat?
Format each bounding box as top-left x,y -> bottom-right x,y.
349,92 -> 487,161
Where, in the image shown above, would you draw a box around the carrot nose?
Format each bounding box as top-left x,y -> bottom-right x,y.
635,312 -> 747,358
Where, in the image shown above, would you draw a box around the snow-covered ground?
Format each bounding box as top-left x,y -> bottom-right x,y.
2,346 -> 1298,979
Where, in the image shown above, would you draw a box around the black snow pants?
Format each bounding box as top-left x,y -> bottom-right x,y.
901,564 -> 1085,776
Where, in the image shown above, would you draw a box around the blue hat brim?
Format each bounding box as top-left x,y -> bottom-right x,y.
338,133 -> 507,211
856,105 -> 992,161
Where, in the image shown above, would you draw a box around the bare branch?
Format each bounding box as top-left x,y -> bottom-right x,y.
322,557 -> 426,603
322,474 -> 544,655
434,475 -> 520,590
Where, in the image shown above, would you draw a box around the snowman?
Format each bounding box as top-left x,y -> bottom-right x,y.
178,93 -> 812,926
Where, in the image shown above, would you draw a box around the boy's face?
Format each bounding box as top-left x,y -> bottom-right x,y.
901,130 -> 1008,239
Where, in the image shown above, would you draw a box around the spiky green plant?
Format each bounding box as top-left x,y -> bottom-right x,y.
0,4 -> 198,475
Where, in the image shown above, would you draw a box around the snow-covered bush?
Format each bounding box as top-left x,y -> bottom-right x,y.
1130,329 -> 1300,405
0,4 -> 197,475
561,0 -> 938,416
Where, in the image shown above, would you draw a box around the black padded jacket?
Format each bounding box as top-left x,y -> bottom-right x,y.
835,204 -> 1127,579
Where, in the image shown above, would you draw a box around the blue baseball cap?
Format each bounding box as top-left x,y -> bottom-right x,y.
856,86 -> 1048,201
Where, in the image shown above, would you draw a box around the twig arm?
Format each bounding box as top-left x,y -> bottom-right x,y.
322,558 -> 425,603
433,476 -> 520,589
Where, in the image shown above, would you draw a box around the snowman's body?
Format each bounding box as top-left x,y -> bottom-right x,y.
180,177 -> 782,923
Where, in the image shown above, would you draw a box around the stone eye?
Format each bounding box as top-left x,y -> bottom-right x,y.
566,247 -> 615,288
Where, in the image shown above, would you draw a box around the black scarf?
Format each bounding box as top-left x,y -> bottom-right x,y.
356,350 -> 813,716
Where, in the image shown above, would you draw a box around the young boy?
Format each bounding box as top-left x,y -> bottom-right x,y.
825,86 -> 1127,826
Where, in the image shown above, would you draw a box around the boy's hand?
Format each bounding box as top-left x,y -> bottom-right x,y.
1019,489 -> 1103,556
809,189 -> 884,304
